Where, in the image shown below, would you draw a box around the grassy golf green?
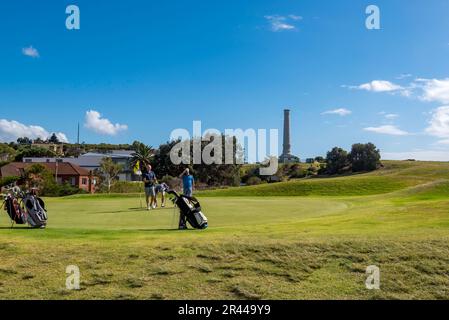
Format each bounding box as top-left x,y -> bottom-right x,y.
0,161 -> 448,300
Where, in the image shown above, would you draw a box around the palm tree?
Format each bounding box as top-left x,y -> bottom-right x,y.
131,142 -> 154,172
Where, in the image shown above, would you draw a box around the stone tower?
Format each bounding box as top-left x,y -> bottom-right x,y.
279,109 -> 300,164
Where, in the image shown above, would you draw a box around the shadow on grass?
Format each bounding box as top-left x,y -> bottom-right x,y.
90,207 -> 175,214
0,227 -> 41,231
136,228 -> 191,232
129,207 -> 175,211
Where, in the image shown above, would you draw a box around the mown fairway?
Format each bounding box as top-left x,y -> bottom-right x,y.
0,161 -> 448,300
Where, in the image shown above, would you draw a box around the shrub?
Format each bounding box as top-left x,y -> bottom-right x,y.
307,162 -> 321,176
43,182 -> 84,197
107,181 -> 143,194
22,164 -> 82,197
246,176 -> 263,186
96,176 -> 184,194
241,167 -> 260,184
160,175 -> 182,191
14,147 -> 56,162
0,176 -> 20,188
288,164 -> 306,179
0,144 -> 16,163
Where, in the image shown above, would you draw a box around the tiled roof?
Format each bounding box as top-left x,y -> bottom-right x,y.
0,162 -> 90,178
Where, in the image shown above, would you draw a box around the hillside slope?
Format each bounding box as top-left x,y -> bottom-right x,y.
199,161 -> 449,197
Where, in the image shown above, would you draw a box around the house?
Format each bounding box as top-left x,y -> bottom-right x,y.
0,162 -> 96,193
23,150 -> 140,182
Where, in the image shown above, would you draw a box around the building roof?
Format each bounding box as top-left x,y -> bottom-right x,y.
23,150 -> 133,170
0,162 -> 90,178
82,151 -> 133,158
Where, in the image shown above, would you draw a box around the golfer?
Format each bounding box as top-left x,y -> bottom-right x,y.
154,182 -> 169,208
143,164 -> 157,210
180,168 -> 194,197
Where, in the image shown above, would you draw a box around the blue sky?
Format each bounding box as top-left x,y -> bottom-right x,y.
1,0 -> 449,160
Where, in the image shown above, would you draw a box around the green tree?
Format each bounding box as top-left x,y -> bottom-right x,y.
0,176 -> 20,188
349,143 -> 381,172
0,143 -> 17,163
14,147 -> 56,162
99,158 -> 123,193
48,133 -> 60,144
22,164 -> 80,197
23,164 -> 56,193
131,142 -> 154,172
152,140 -> 186,178
305,158 -> 315,164
64,145 -> 83,157
326,147 -> 350,175
154,135 -> 242,187
17,137 -> 32,145
191,135 -> 242,186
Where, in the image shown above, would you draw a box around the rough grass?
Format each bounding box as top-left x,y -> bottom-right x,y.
199,161 -> 439,197
199,175 -> 419,197
0,160 -> 448,300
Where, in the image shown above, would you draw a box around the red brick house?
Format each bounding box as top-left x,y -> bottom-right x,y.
0,162 -> 96,193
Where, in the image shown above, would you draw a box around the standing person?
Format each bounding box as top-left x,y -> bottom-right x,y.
143,164 -> 157,210
180,168 -> 195,197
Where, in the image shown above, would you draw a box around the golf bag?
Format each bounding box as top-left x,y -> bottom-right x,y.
22,192 -> 47,228
3,194 -> 27,225
168,190 -> 208,230
2,187 -> 48,228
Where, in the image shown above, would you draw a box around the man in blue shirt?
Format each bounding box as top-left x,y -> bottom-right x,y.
143,164 -> 157,210
180,168 -> 194,197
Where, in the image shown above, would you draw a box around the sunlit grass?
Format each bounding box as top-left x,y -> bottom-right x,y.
0,160 -> 448,299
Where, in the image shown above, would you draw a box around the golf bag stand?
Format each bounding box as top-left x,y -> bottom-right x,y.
178,211 -> 188,230
168,190 -> 208,230
0,201 -> 12,228
3,192 -> 27,228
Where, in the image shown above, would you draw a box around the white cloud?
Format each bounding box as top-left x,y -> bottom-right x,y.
344,80 -> 413,96
84,110 -> 128,136
416,78 -> 449,104
425,106 -> 449,143
384,113 -> 399,120
357,80 -> 403,92
22,46 -> 39,58
382,150 -> 449,161
55,132 -> 69,143
396,73 -> 413,80
364,125 -> 410,136
265,15 -> 300,32
0,119 -> 68,143
288,15 -> 303,21
436,139 -> 449,145
321,108 -> 352,116
345,77 -> 449,102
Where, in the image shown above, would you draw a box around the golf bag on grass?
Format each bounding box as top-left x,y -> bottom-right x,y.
3,194 -> 27,225
2,187 -> 47,228
168,190 -> 208,230
22,192 -> 47,228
